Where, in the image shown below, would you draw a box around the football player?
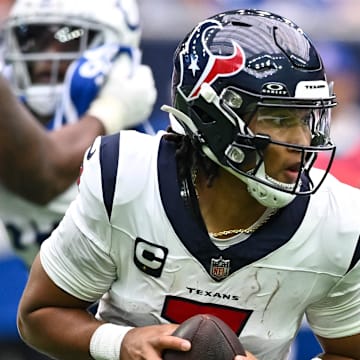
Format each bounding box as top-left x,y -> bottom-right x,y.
17,9 -> 360,360
0,0 -> 157,265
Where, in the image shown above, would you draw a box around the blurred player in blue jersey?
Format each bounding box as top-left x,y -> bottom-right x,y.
0,0 -> 157,265
17,9 -> 360,360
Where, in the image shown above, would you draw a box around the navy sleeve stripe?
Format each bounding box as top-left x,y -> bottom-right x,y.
100,133 -> 120,220
347,236 -> 360,273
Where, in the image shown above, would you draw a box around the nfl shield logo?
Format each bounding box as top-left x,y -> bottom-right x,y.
210,256 -> 230,280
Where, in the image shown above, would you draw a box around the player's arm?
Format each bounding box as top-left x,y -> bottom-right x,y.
16,135 -> 184,360
307,256 -> 360,360
0,74 -> 104,204
17,252 -> 257,360
17,254 -> 100,359
0,45 -> 156,205
17,254 -> 190,360
315,334 -> 360,360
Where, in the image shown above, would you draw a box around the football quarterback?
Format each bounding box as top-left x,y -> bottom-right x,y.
17,9 -> 360,360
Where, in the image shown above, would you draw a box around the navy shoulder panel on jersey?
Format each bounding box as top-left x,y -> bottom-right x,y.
348,236 -> 360,273
99,133 -> 120,219
157,137 -> 310,281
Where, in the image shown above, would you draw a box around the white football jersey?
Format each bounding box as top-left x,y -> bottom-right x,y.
0,182 -> 78,266
40,130 -> 360,360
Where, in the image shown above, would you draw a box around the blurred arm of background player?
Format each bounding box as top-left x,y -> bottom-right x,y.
0,73 -> 105,204
0,0 -> 156,206
0,0 -> 83,203
0,46 -> 156,205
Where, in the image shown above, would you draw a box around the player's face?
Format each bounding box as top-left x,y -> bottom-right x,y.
249,107 -> 313,185
15,24 -> 86,84
29,56 -> 71,85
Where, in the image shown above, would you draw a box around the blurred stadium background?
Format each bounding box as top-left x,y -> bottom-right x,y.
1,0 -> 360,358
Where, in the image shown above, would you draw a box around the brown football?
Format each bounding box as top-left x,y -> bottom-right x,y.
163,314 -> 246,360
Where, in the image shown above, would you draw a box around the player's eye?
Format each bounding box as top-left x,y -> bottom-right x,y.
256,108 -> 313,129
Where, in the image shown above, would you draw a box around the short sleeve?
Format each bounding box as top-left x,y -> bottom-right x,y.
306,261 -> 360,338
40,205 -> 117,302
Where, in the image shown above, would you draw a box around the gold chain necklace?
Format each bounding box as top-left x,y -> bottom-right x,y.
191,167 -> 277,238
209,208 -> 278,238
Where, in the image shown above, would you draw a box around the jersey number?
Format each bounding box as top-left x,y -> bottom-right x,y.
161,295 -> 252,335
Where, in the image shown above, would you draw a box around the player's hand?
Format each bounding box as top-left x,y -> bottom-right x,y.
61,43 -> 157,134
120,324 -> 190,360
61,44 -> 123,121
235,351 -> 259,360
87,48 -> 157,134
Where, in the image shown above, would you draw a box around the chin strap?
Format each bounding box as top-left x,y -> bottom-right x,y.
202,146 -> 296,208
161,104 -> 296,208
25,84 -> 63,117
243,163 -> 296,208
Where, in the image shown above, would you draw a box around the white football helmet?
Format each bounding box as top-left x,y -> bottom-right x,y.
3,0 -> 141,117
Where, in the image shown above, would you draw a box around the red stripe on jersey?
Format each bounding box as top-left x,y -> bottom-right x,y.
162,296 -> 252,335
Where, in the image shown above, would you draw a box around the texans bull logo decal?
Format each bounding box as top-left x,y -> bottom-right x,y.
178,19 -> 246,100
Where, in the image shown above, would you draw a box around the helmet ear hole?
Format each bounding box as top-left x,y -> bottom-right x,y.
225,135 -> 260,171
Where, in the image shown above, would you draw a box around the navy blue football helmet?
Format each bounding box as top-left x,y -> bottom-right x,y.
162,9 -> 336,208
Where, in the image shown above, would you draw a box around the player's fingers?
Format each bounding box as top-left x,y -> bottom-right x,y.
149,324 -> 191,353
138,339 -> 190,360
234,351 -> 258,360
158,334 -> 191,352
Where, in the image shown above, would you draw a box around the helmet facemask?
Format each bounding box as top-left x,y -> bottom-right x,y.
164,82 -> 336,208
4,21 -> 101,118
2,0 -> 141,120
222,87 -> 336,192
